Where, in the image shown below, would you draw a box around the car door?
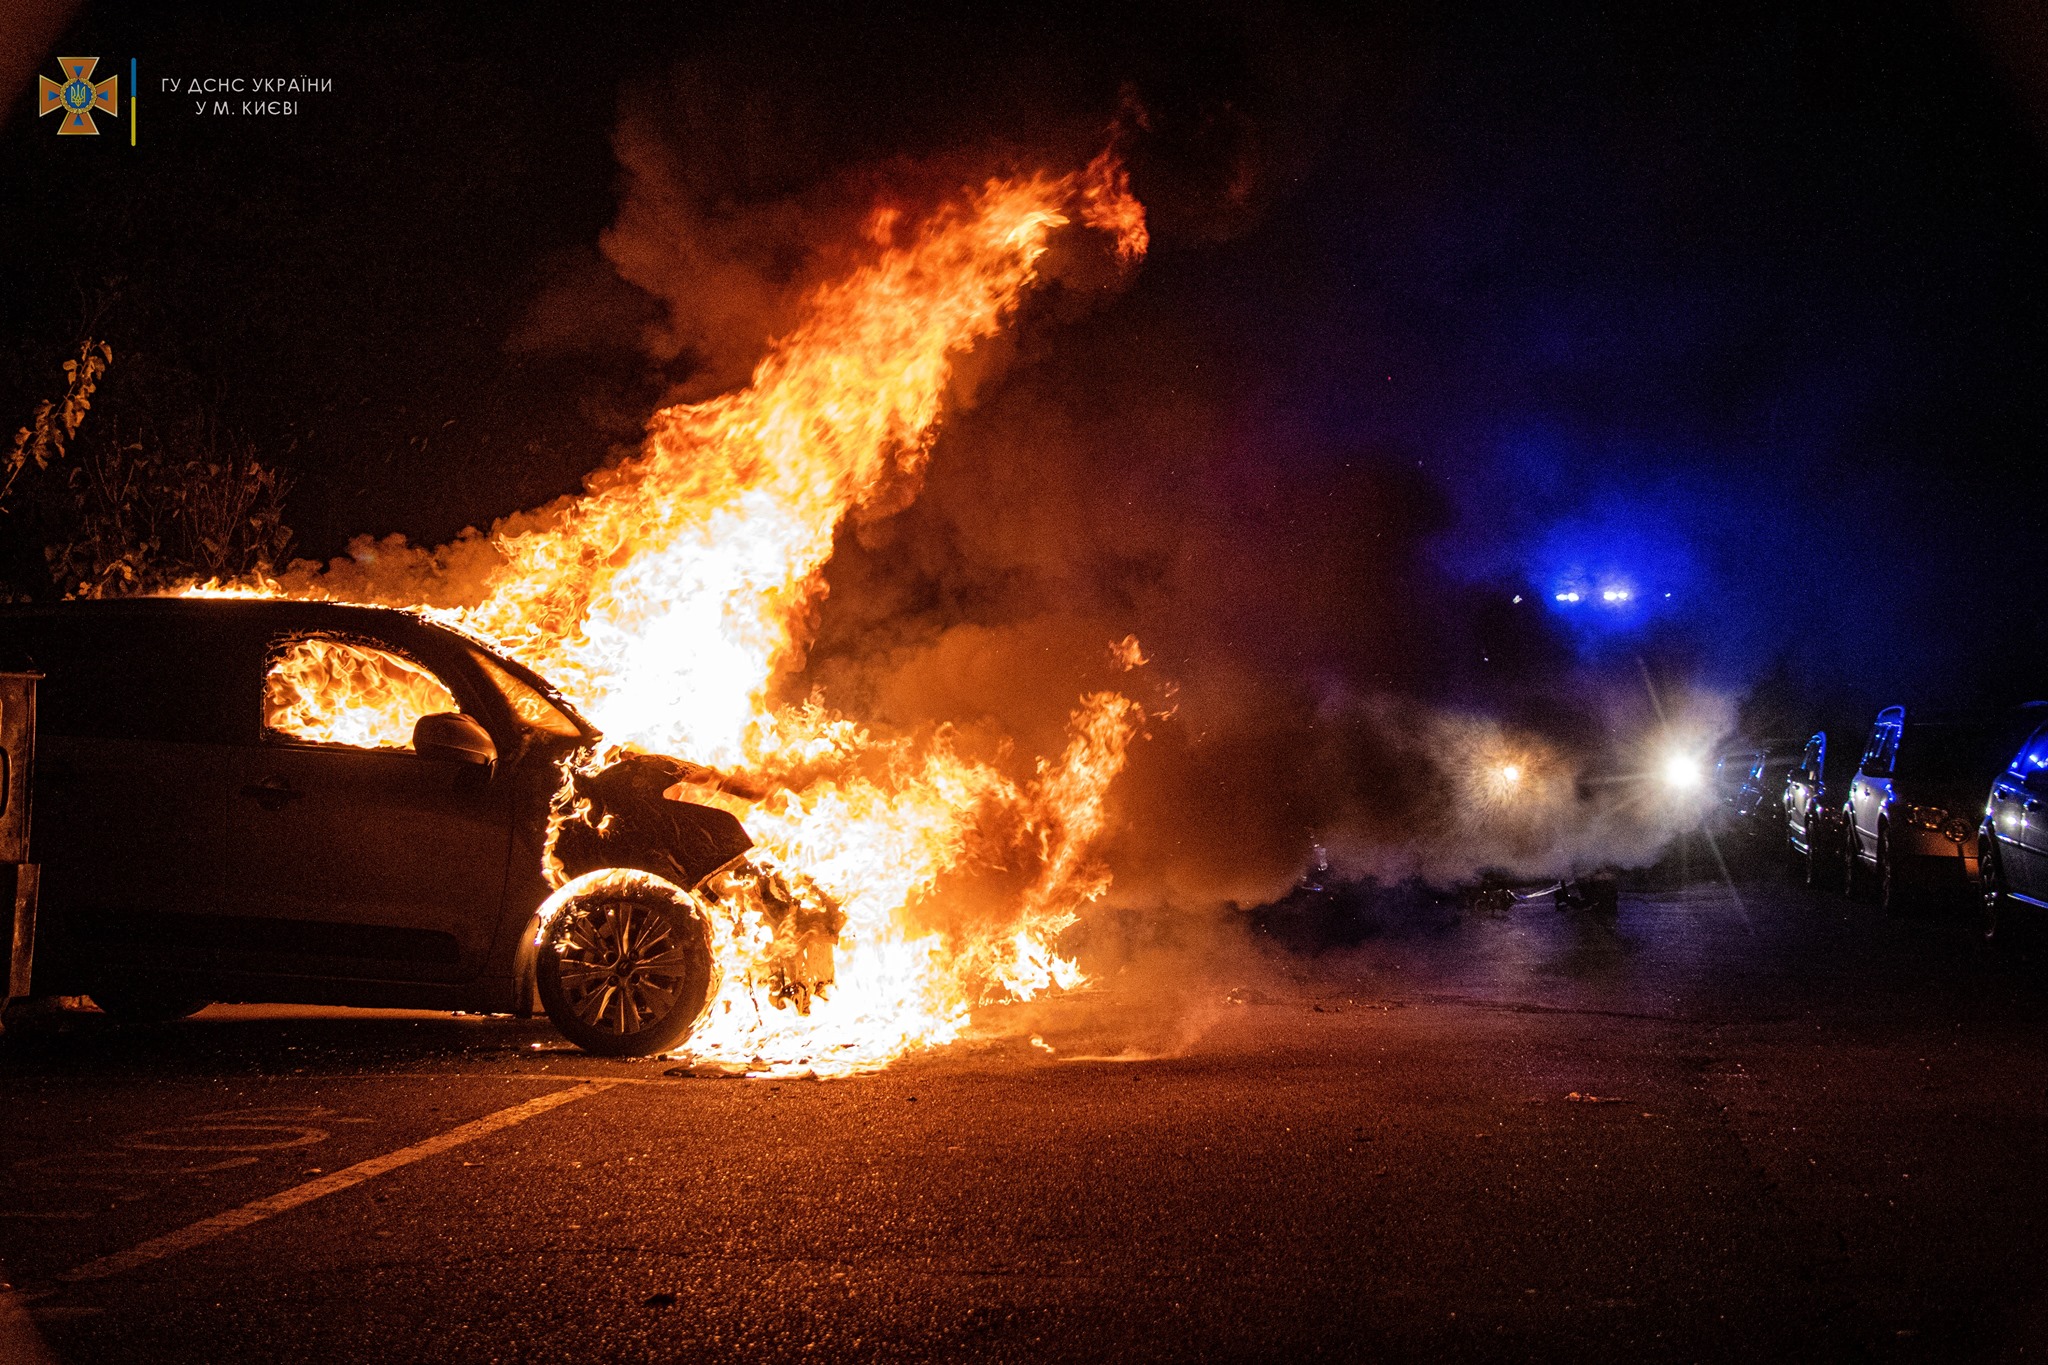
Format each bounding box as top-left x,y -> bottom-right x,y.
1848,709 -> 1902,864
2007,725 -> 2048,901
1786,736 -> 1821,849
222,632 -> 515,982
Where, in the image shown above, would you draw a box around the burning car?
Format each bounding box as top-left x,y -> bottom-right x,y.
0,597 -> 824,1055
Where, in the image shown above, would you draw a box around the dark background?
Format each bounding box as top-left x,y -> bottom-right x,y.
4,1 -> 2045,897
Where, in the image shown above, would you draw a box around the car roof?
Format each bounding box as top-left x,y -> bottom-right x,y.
0,597 -> 599,739
0,596 -> 424,627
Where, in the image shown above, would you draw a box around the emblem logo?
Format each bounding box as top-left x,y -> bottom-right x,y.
38,57 -> 119,136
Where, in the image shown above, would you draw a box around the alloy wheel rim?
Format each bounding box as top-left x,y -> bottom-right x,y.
551,899 -> 693,1035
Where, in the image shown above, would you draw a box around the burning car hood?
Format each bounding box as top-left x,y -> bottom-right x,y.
551,752 -> 754,889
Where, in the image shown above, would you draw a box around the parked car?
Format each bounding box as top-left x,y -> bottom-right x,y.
1712,739 -> 1804,840
1978,716 -> 2048,941
0,599 -> 761,1055
1841,704 -> 2045,914
1781,731 -> 1856,886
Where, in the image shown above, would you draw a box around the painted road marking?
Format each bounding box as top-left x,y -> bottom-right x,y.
56,1081 -> 617,1285
3,1106 -> 372,1221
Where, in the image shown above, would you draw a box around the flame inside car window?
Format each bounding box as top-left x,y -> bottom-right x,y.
264,636 -> 458,750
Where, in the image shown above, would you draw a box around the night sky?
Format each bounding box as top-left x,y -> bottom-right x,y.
6,1 -> 2046,896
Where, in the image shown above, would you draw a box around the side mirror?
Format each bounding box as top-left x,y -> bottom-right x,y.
413,711 -> 496,767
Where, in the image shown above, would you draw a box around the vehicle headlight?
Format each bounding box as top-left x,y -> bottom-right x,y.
1661,752 -> 1703,792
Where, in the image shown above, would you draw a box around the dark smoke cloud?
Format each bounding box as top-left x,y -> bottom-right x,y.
510,4 -> 1370,401
802,275 -> 1713,909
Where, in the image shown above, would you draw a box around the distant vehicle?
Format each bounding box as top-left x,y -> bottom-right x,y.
1712,740 -> 1804,839
0,599 -> 764,1055
1978,717 -> 2048,941
1782,731 -> 1855,886
1842,705 -> 2045,914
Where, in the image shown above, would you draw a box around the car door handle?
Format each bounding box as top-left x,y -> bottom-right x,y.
239,776 -> 304,811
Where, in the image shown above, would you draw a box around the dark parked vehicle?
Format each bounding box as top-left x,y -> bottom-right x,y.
1841,704 -> 2045,914
1782,731 -> 1855,886
1979,717 -> 2048,940
1712,739 -> 1804,839
0,599 -> 759,1055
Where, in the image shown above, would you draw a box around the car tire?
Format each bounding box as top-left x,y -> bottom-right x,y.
537,885 -> 715,1057
1802,812 -> 1828,889
1842,830 -> 1866,901
1877,829 -> 1917,916
1981,826 -> 2012,945
88,985 -> 212,1024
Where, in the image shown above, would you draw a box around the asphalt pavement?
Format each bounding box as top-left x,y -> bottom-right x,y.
5,851 -> 2048,1362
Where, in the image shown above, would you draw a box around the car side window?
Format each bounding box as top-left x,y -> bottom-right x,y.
466,647 -> 583,738
2017,725 -> 2048,779
263,635 -> 460,751
1800,738 -> 1821,780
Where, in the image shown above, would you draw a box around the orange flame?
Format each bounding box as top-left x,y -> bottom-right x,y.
264,636 -> 456,749
185,158 -> 1149,1075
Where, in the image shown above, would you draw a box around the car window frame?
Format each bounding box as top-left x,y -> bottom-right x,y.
460,642 -> 592,741
258,630 -> 470,756
1862,709 -> 1903,777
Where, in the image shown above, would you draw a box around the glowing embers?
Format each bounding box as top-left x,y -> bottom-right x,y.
263,635 -> 457,749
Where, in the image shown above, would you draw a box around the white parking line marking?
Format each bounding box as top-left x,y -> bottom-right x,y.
56,1081 -> 618,1285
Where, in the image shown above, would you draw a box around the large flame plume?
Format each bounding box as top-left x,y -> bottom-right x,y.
193,153 -> 1149,1075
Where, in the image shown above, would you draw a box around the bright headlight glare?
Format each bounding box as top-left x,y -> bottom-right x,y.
1662,752 -> 1702,791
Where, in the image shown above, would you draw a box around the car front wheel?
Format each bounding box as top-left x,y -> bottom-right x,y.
1877,829 -> 1920,916
1981,827 -> 2012,944
1842,831 -> 1866,901
537,886 -> 715,1057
